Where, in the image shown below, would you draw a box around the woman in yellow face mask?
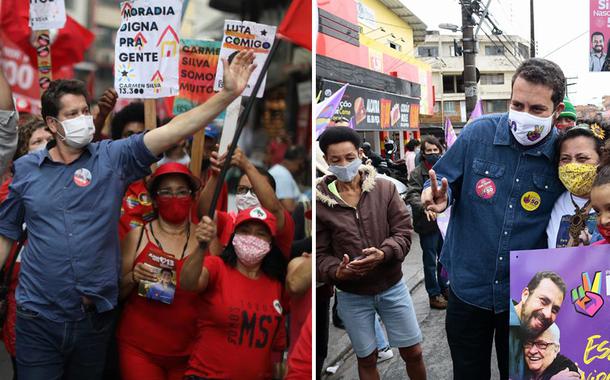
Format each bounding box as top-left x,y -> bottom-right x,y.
546,125 -> 605,248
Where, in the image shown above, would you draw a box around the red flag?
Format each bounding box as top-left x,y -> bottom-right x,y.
277,0 -> 312,50
0,0 -> 94,70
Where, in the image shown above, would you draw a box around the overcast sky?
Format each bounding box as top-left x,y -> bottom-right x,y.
404,0 -> 608,106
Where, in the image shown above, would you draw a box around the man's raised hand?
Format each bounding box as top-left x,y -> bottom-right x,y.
222,50 -> 256,97
421,169 -> 449,213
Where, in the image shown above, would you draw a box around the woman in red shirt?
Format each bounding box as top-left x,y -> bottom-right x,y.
181,207 -> 288,380
116,162 -> 202,380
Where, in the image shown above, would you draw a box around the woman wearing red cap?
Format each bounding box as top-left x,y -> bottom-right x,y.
180,207 -> 288,380
116,162 -> 202,380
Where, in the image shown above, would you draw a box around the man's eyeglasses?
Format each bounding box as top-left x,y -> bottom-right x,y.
156,189 -> 192,199
236,186 -> 256,196
524,340 -> 555,350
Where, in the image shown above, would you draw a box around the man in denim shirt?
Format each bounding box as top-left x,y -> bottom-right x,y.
421,58 -> 567,379
0,51 -> 256,380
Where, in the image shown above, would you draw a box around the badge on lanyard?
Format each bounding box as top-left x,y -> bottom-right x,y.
521,191 -> 541,211
476,178 -> 496,199
73,168 -> 92,187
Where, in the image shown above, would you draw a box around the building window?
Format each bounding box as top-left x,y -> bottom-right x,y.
442,75 -> 464,94
389,41 -> 401,51
485,100 -> 508,113
417,46 -> 438,57
480,73 -> 504,85
485,45 -> 505,56
443,101 -> 457,115
434,102 -> 441,114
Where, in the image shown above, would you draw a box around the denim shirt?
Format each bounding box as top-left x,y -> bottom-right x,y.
0,133 -> 159,322
424,113 -> 563,312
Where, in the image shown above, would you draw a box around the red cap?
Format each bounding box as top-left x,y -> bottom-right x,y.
234,207 -> 277,237
148,162 -> 202,194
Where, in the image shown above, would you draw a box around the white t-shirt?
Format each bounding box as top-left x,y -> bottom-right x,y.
546,191 -> 602,248
269,164 -> 301,201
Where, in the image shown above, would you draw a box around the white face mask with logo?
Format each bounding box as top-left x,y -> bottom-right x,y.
236,191 -> 261,212
54,115 -> 95,149
508,109 -> 554,146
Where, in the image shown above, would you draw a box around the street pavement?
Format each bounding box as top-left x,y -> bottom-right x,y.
321,233 -> 501,380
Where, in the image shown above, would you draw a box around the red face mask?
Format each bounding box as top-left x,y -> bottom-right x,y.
598,222 -> 610,244
156,196 -> 192,224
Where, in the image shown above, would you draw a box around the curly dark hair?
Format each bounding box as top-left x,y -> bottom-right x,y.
220,236 -> 287,283
15,117 -> 49,160
512,58 -> 566,108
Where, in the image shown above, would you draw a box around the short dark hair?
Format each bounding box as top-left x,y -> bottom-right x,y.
556,125 -> 603,164
239,166 -> 277,192
405,139 -> 420,152
111,102 -> 147,140
41,79 -> 90,121
421,135 -> 443,154
318,127 -> 362,155
284,146 -> 306,161
221,237 -> 287,283
526,271 -> 567,298
511,58 -> 566,108
592,31 -> 604,41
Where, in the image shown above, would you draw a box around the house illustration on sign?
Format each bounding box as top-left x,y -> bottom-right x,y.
157,26 -> 179,58
151,70 -> 164,94
134,32 -> 147,50
121,2 -> 132,18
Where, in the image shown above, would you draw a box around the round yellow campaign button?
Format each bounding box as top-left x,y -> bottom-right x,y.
521,191 -> 541,211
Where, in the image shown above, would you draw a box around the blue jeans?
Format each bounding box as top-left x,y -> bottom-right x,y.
419,230 -> 448,297
15,306 -> 117,380
336,280 -> 422,358
374,315 -> 389,350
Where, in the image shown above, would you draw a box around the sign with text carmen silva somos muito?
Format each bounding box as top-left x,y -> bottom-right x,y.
114,0 -> 182,98
510,245 -> 610,380
213,20 -> 276,98
29,0 -> 67,30
173,40 -> 221,115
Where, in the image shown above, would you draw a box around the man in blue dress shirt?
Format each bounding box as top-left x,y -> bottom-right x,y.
0,50 -> 256,380
421,58 -> 567,379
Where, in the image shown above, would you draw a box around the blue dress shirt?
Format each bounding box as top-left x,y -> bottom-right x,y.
424,113 -> 564,313
0,133 -> 159,321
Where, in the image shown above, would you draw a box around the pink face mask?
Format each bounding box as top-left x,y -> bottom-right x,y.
233,233 -> 271,266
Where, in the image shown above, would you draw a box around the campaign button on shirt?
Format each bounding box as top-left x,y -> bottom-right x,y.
73,168 -> 92,187
521,191 -> 541,211
475,178 -> 496,199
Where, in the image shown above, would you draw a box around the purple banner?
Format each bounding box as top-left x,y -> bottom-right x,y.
510,245 -> 610,379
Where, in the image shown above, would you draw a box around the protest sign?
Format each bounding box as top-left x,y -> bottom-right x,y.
213,20 -> 276,98
29,0 -> 66,30
114,0 -> 182,98
590,0 -> 610,72
173,39 -> 221,114
510,245 -> 610,379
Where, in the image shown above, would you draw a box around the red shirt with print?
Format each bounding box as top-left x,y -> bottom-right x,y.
216,209 -> 294,259
185,255 -> 286,380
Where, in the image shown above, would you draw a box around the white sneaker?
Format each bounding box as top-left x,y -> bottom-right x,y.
377,347 -> 394,363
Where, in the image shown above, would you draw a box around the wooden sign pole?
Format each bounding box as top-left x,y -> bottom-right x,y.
144,99 -> 157,171
190,130 -> 205,178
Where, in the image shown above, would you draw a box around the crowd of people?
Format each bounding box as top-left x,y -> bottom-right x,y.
316,57 -> 610,380
0,49 -> 312,380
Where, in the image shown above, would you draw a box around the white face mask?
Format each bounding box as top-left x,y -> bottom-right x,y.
158,151 -> 191,167
508,109 -> 554,146
236,191 -> 260,211
54,115 -> 95,149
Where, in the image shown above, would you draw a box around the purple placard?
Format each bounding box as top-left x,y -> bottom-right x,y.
510,245 -> 610,378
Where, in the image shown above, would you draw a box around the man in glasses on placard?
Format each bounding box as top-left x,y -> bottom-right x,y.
522,324 -> 579,379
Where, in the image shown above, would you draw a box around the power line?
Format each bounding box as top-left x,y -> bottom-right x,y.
542,30 -> 588,58
478,25 -> 519,68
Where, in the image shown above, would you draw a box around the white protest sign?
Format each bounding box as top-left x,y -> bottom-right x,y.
214,20 -> 276,98
29,0 -> 67,30
218,97 -> 241,155
114,0 -> 182,99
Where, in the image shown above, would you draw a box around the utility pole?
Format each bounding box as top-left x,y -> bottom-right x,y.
462,0 -> 477,118
530,0 -> 535,57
